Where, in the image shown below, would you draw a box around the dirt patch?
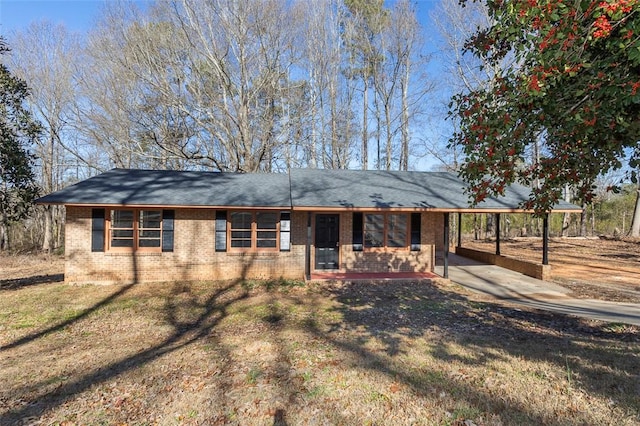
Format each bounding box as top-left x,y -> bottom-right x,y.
462,237 -> 640,303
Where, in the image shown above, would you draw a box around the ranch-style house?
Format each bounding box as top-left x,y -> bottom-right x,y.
37,168 -> 581,284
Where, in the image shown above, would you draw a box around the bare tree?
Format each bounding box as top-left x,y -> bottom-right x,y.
9,22 -> 81,251
429,0 -> 505,170
342,0 -> 387,170
374,0 -> 429,171
167,0 -> 301,171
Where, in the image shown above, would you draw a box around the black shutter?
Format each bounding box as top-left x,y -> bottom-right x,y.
352,212 -> 363,252
215,210 -> 227,252
280,211 -> 291,251
162,210 -> 175,252
91,208 -> 105,252
411,212 -> 421,251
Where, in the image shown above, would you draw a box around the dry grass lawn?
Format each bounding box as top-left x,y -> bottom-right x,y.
0,254 -> 639,425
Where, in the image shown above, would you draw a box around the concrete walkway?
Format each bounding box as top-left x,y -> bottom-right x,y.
435,254 -> 640,326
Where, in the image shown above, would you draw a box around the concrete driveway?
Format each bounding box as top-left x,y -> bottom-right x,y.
435,254 -> 640,326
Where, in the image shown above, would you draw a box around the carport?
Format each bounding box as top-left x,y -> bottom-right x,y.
440,201 -> 582,280
435,253 -> 640,326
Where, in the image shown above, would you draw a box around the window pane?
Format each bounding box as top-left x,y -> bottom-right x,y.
139,230 -> 161,239
139,210 -> 161,229
364,214 -> 384,248
111,210 -> 134,228
387,214 -> 407,247
231,231 -> 252,239
231,239 -> 252,248
257,212 -> 277,229
139,238 -> 161,247
231,212 -> 252,230
112,230 -> 134,238
257,239 -> 277,248
111,239 -> 134,247
257,231 -> 277,239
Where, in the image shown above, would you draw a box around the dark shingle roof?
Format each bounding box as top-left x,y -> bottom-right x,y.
36,169 -> 292,207
289,169 -> 580,211
37,168 -> 582,212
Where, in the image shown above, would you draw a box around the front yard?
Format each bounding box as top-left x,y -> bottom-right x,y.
0,259 -> 638,425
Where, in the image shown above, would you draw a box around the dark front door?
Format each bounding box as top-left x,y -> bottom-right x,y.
315,214 -> 339,270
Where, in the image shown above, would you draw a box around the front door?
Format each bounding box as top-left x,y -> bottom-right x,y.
315,214 -> 339,270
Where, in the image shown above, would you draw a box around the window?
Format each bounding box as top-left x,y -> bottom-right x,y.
230,212 -> 252,248
364,214 -> 385,248
138,210 -> 162,248
228,210 -> 288,251
361,213 -> 409,249
386,214 -> 407,247
105,209 -> 170,252
256,212 -> 278,248
110,210 -> 135,248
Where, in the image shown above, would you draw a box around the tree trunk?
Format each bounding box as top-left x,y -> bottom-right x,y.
485,213 -> 494,239
0,223 -> 8,251
362,77 -> 368,170
629,187 -> 640,237
385,101 -> 392,170
42,205 -> 54,253
579,201 -> 587,237
400,67 -> 410,171
474,215 -> 478,240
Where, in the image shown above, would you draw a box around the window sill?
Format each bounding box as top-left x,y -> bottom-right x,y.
226,251 -> 280,257
361,247 -> 411,252
105,251 -> 163,256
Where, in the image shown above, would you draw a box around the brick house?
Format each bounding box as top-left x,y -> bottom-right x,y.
37,168 -> 580,284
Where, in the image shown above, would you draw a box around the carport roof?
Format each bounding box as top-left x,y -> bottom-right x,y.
37,168 -> 582,212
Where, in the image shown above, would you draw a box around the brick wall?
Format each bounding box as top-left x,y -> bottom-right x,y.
65,208 -> 445,283
455,246 -> 551,280
317,212 -> 441,274
65,207 -> 307,284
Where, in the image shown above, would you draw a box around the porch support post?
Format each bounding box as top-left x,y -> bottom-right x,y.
495,213 -> 501,256
542,213 -> 549,265
444,212 -> 450,279
305,212 -> 312,280
457,212 -> 462,248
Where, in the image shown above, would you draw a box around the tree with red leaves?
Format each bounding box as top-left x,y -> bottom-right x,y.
450,0 -> 640,216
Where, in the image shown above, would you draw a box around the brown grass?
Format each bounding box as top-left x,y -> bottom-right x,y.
0,271 -> 638,425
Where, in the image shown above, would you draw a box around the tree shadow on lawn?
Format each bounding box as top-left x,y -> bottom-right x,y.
0,280 -> 136,352
314,280 -> 640,422
0,273 -> 64,291
0,279 -> 250,425
2,277 -> 638,425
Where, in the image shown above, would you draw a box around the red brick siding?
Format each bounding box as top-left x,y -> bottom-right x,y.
65,207 -> 306,284
65,207 -> 444,283
336,212 -> 440,274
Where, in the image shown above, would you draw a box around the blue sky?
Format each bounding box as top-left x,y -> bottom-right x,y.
1,0 -> 440,38
2,0 -> 104,33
